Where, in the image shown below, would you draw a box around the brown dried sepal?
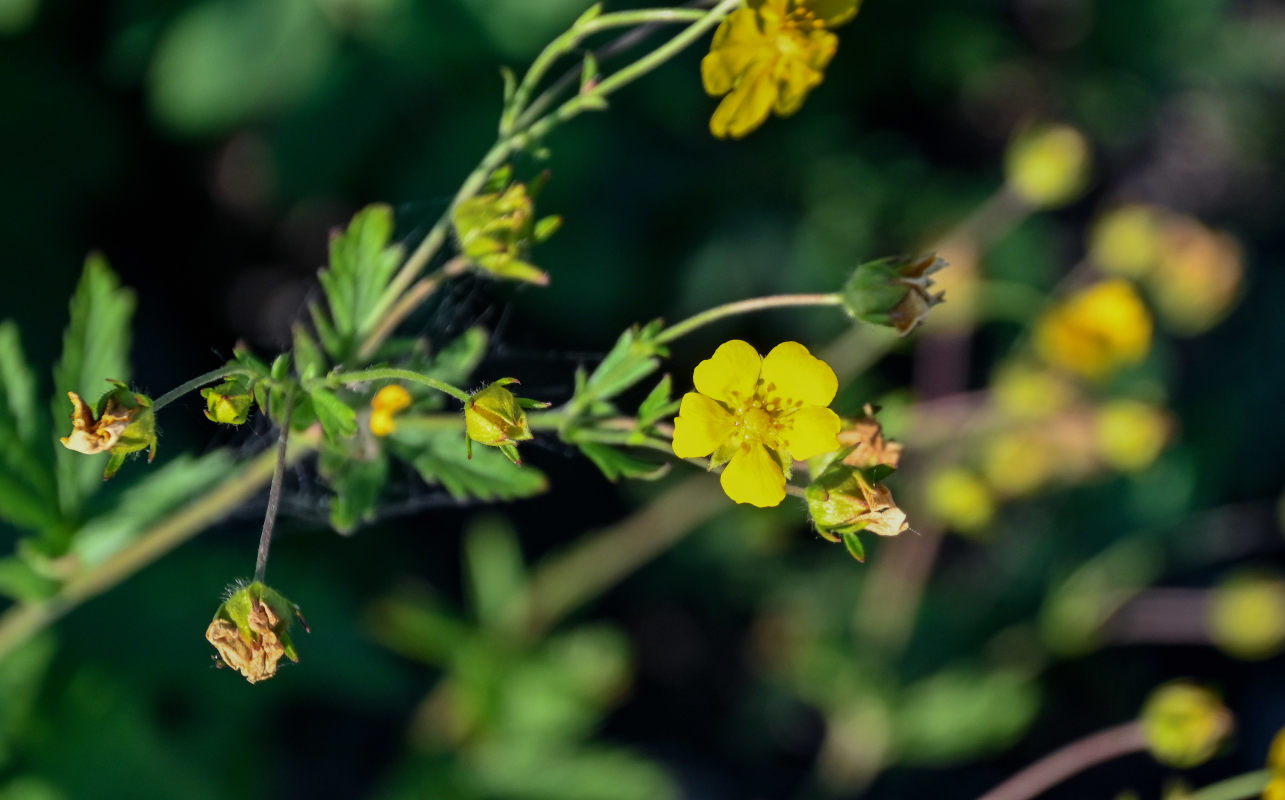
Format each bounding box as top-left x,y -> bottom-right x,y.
206,597 -> 293,684
839,405 -> 903,471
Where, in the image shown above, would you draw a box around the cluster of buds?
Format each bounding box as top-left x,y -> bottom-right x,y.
205,581 -> 309,684
60,380 -> 157,480
806,407 -> 909,561
452,167 -> 561,286
841,254 -> 947,336
465,379 -> 547,464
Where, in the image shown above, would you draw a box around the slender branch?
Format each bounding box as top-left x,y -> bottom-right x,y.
152,365 -> 241,411
254,394 -> 295,583
0,430 -> 321,663
323,368 -> 471,404
976,722 -> 1147,800
1186,770 -> 1272,800
655,293 -> 844,344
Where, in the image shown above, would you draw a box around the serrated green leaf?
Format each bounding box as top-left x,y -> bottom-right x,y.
407,433 -> 547,502
577,325 -> 665,410
309,387 -> 357,441
635,375 -> 679,429
319,446 -> 388,534
464,515 -> 527,632
578,442 -> 669,483
318,204 -> 406,362
292,323 -> 327,380
0,322 -> 41,444
0,322 -> 58,535
71,451 -> 235,566
51,253 -> 135,523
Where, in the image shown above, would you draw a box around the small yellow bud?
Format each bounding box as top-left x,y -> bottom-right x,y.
925,467 -> 995,535
1095,400 -> 1170,472
1140,682 -> 1232,769
206,581 -> 308,684
1207,572 -> 1285,661
992,361 -> 1076,421
1089,205 -> 1165,279
465,379 -> 537,464
983,430 -> 1056,497
369,384 -> 412,437
1005,123 -> 1092,209
201,378 -> 254,425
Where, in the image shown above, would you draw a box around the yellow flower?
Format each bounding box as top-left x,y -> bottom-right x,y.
673,340 -> 841,507
369,384 -> 412,437
1005,123 -> 1092,209
701,0 -> 860,139
1265,727 -> 1285,800
1034,279 -> 1152,379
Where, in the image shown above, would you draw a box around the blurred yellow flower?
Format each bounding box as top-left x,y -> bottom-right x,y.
1095,399 -> 1170,472
1035,279 -> 1152,379
701,0 -> 860,139
925,466 -> 995,535
1207,572 -> 1285,661
1152,218 -> 1243,335
673,340 -> 840,507
1005,123 -> 1092,209
369,384 -> 411,437
1266,727 -> 1285,800
983,430 -> 1056,497
1089,205 -> 1165,279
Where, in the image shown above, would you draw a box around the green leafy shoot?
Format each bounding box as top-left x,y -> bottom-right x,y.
316,204 -> 405,363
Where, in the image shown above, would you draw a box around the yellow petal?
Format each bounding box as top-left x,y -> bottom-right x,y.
700,8 -> 766,96
709,61 -> 778,139
773,56 -> 824,116
760,341 -> 837,408
780,405 -> 840,461
693,340 -> 762,405
720,444 -> 786,507
672,392 -> 734,458
804,0 -> 861,27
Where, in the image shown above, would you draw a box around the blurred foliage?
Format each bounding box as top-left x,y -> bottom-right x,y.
1,0 -> 1285,798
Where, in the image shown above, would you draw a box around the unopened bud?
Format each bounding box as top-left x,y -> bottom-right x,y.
841,254 -> 947,335
465,379 -> 542,464
1005,123 -> 1091,209
1140,682 -> 1232,769
201,378 -> 254,425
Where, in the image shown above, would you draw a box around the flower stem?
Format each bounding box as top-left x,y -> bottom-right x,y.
322,368 -> 471,404
1186,770 -> 1271,800
654,292 -> 844,344
975,721 -> 1147,800
253,394 -> 294,584
152,365 -> 241,411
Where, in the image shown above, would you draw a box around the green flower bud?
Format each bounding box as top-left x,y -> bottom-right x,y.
59,380 -> 158,480
205,581 -> 308,684
465,378 -> 542,464
841,254 -> 946,335
452,176 -> 556,286
1140,682 -> 1232,769
201,378 -> 255,425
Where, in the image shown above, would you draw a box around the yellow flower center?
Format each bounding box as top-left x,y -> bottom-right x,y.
738,405 -> 774,441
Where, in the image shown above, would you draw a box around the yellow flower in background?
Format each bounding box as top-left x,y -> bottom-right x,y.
1095,400 -> 1170,472
1035,279 -> 1152,379
1004,123 -> 1092,209
369,384 -> 412,437
1265,727 -> 1285,800
1152,217 -> 1243,336
1090,205 -> 1165,279
673,340 -> 841,507
701,0 -> 861,139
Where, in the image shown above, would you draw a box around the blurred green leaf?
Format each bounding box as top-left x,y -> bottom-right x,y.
406,432 -> 547,503
309,387 -> 358,442
319,446 -> 388,534
425,327 -> 489,388
577,442 -> 668,483
292,322 -> 327,380
470,741 -> 676,800
0,635 -> 54,770
573,322 -> 667,414
464,516 -> 527,632
50,253 -> 135,525
0,557 -> 59,603
894,668 -> 1040,765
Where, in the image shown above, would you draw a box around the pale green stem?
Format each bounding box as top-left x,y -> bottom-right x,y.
1186,770 -> 1272,800
0,430 -> 320,664
503,7 -> 709,135
153,365 -> 242,411
975,721 -> 1146,800
322,368 -> 471,404
655,293 -> 844,345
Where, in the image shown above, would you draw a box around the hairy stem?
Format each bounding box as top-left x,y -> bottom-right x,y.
153,365 -> 241,411
655,293 -> 844,344
0,430 -> 320,663
976,722 -> 1146,800
254,394 -> 295,583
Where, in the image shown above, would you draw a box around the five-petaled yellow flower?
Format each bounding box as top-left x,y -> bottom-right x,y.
701,0 -> 861,139
673,340 -> 841,508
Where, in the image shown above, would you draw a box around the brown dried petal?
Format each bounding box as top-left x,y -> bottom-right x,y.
205,599 -> 290,684
59,392 -> 137,455
839,408 -> 903,470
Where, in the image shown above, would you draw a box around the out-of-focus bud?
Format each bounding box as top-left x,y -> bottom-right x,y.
983,429 -> 1056,497
465,379 -> 543,464
60,380 -> 157,480
1034,279 -> 1152,379
1095,400 -> 1170,472
201,378 -> 255,425
1005,123 -> 1092,209
1265,727 -> 1285,800
992,361 -> 1076,421
206,581 -> 308,684
1207,572 -> 1285,661
1151,217 -> 1243,336
925,467 -> 995,535
369,384 -> 412,437
1089,205 -> 1164,279
452,175 -> 558,286
841,254 -> 947,335
1140,682 -> 1232,769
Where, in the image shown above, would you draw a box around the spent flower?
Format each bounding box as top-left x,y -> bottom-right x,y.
841,254 -> 947,335
205,581 -> 308,684
673,340 -> 840,508
701,0 -> 861,139
60,380 -> 158,480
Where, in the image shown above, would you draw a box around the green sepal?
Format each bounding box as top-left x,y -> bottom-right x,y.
841,530 -> 866,562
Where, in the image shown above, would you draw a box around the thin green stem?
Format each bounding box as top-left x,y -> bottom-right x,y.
322,368 -> 471,404
254,393 -> 294,583
505,7 -> 709,134
0,430 -> 320,663
655,293 -> 843,345
153,365 -> 241,411
1186,770 -> 1272,800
